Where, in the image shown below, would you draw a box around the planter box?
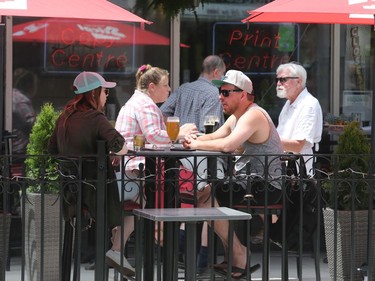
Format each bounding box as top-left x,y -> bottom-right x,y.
324,208 -> 375,281
0,213 -> 11,281
24,193 -> 61,281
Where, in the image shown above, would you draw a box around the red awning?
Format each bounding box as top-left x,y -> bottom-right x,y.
12,18 -> 190,48
0,0 -> 151,23
242,0 -> 375,26
13,19 -> 169,46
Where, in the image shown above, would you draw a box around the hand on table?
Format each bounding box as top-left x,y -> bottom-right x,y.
179,123 -> 199,138
182,134 -> 199,150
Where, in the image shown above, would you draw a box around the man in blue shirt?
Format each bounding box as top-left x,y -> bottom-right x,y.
160,55 -> 226,132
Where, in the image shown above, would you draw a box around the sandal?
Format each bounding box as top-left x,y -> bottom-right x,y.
214,263 -> 261,279
213,260 -> 227,270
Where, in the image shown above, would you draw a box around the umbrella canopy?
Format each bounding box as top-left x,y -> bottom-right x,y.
13,19 -> 170,47
0,0 -> 151,23
242,0 -> 375,25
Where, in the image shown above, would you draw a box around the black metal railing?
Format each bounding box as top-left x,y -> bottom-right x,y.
1,143 -> 375,281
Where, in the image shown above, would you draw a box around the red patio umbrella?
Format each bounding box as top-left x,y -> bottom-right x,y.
0,0 -> 151,23
242,0 -> 375,26
12,19 -> 171,47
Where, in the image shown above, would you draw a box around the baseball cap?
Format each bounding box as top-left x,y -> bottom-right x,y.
73,71 -> 116,94
212,70 -> 253,94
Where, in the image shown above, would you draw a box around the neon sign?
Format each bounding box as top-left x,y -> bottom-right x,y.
19,20 -> 139,74
42,22 -> 135,74
213,22 -> 300,74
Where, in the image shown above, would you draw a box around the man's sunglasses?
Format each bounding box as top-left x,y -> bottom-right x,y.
275,77 -> 299,84
219,89 -> 242,97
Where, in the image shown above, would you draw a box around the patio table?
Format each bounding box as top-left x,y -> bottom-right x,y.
133,207 -> 251,281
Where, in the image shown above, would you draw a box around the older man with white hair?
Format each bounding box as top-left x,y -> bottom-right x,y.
276,62 -> 323,175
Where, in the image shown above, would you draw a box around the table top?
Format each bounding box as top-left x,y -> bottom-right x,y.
133,207 -> 251,222
127,143 -> 231,157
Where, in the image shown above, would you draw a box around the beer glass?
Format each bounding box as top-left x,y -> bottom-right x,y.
204,115 -> 219,134
166,116 -> 180,148
133,134 -> 145,151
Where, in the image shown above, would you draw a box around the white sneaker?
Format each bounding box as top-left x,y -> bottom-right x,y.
105,249 -> 135,276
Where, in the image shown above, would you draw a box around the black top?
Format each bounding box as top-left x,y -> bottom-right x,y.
48,109 -> 125,226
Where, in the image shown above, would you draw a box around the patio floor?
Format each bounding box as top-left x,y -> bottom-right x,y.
5,251 -> 330,280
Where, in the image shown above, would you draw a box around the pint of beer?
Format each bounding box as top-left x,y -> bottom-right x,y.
166,117 -> 180,147
204,115 -> 219,134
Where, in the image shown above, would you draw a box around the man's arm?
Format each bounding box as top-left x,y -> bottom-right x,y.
280,139 -> 306,153
183,115 -> 234,151
183,109 -> 269,152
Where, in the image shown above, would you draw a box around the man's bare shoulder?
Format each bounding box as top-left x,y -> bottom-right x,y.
240,106 -> 268,121
237,107 -> 270,137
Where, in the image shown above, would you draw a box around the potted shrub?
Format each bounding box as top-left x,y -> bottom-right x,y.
322,121 -> 373,281
24,103 -> 61,281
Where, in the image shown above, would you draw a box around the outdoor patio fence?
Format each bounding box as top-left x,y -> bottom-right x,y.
1,141 -> 375,281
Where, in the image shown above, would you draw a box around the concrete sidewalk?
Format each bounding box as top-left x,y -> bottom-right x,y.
5,251 -> 330,280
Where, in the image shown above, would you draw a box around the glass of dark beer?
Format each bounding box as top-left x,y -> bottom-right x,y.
204,115 -> 219,134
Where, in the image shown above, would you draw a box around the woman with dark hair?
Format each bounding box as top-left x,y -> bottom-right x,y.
48,71 -> 128,273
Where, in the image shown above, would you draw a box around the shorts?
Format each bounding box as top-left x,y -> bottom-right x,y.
116,170 -> 140,202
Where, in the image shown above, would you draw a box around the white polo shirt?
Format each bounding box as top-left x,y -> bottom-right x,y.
277,88 -> 323,175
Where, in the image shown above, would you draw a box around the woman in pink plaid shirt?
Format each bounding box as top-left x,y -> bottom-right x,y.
107,64 -> 197,276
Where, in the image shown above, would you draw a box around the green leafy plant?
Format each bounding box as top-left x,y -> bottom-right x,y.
25,103 -> 60,193
323,121 -> 372,210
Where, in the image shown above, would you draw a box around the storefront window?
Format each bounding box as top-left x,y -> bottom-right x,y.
180,2 -> 331,123
8,3 -> 170,158
340,24 -> 373,127
12,11 -> 170,118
